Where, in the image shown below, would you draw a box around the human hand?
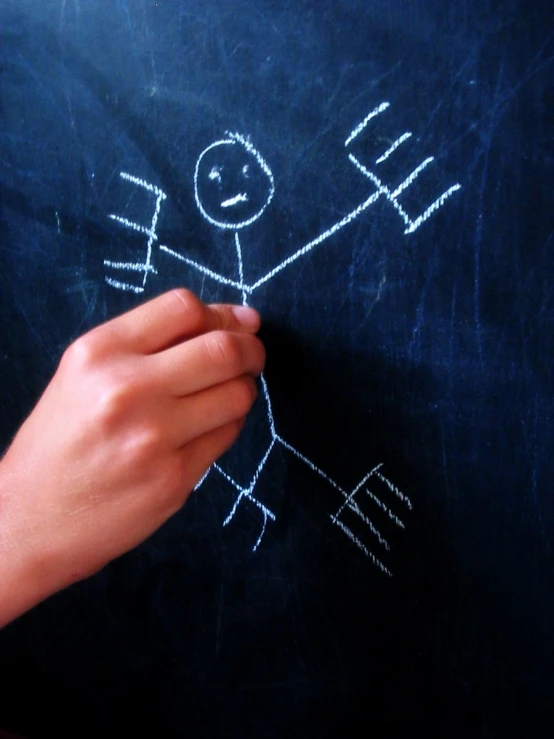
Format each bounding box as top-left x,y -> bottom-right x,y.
0,289 -> 264,626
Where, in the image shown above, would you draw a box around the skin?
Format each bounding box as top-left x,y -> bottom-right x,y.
0,289 -> 265,628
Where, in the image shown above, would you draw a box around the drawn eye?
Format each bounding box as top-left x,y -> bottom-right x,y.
209,166 -> 222,183
242,164 -> 250,178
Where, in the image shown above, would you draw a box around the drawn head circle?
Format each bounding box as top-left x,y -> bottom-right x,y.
194,133 -> 275,229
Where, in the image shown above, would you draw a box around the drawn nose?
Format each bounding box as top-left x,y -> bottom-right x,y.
221,193 -> 249,208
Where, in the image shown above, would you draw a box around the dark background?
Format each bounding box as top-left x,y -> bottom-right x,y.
1,1 -> 553,736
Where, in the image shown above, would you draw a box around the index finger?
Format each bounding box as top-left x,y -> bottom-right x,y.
101,289 -> 261,354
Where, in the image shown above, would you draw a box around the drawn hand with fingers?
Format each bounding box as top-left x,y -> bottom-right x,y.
103,101 -> 461,574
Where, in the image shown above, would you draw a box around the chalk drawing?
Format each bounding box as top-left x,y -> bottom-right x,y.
104,101 -> 460,571
344,101 -> 390,147
104,173 -> 167,293
193,132 -> 275,230
375,132 -> 412,164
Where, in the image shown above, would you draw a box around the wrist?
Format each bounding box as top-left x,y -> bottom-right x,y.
0,459 -> 61,628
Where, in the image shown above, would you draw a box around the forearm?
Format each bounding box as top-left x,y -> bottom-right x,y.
0,460 -> 57,627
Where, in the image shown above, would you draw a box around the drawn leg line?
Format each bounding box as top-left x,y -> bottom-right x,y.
144,191 -> 167,286
275,435 -> 347,496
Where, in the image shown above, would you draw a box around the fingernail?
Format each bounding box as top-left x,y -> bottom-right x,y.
232,305 -> 261,330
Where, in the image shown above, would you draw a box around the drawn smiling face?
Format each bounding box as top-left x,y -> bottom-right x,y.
194,133 -> 275,230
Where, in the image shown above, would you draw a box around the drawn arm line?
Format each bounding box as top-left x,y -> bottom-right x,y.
249,190 -> 382,292
261,374 -> 276,435
159,245 -> 244,289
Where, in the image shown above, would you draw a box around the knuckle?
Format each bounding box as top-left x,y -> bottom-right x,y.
169,288 -> 204,326
95,374 -> 135,426
126,424 -> 164,462
62,330 -> 106,368
238,334 -> 265,374
213,304 -> 234,331
251,335 -> 266,372
227,376 -> 257,417
153,456 -> 190,513
205,331 -> 243,372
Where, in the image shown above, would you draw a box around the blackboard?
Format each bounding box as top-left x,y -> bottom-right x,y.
1,1 -> 553,736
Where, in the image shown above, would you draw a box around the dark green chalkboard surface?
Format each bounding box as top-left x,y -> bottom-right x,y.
1,1 -> 553,736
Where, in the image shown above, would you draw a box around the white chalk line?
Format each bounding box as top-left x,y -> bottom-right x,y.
159,245 -> 244,290
191,372 -> 278,552
348,463 -> 384,499
108,214 -> 155,238
348,155 -> 411,227
333,519 -> 392,577
252,512 -> 268,551
366,490 -> 405,529
375,471 -> 413,510
220,438 -> 276,553
349,154 -> 461,235
345,102 -> 390,147
194,467 -> 211,491
104,277 -> 144,294
106,173 -> 167,292
214,464 -> 243,493
275,435 -> 391,554
246,439 -> 277,516
164,185 -> 381,293
145,190 -> 166,287
250,190 -> 382,291
404,184 -> 462,234
392,157 -> 435,198
195,460 -> 275,553
331,463 -> 383,518
119,171 -> 165,198
222,193 -> 248,208
276,435 -> 347,496
103,260 -> 157,274
331,464 -> 390,551
375,132 -> 412,164
234,232 -> 248,305
261,374 -> 276,436
194,132 -> 275,230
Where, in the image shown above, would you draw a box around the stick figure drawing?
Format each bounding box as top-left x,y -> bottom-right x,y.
103,102 -> 461,574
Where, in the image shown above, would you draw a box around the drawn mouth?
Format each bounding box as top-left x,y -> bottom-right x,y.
221,193 -> 249,208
